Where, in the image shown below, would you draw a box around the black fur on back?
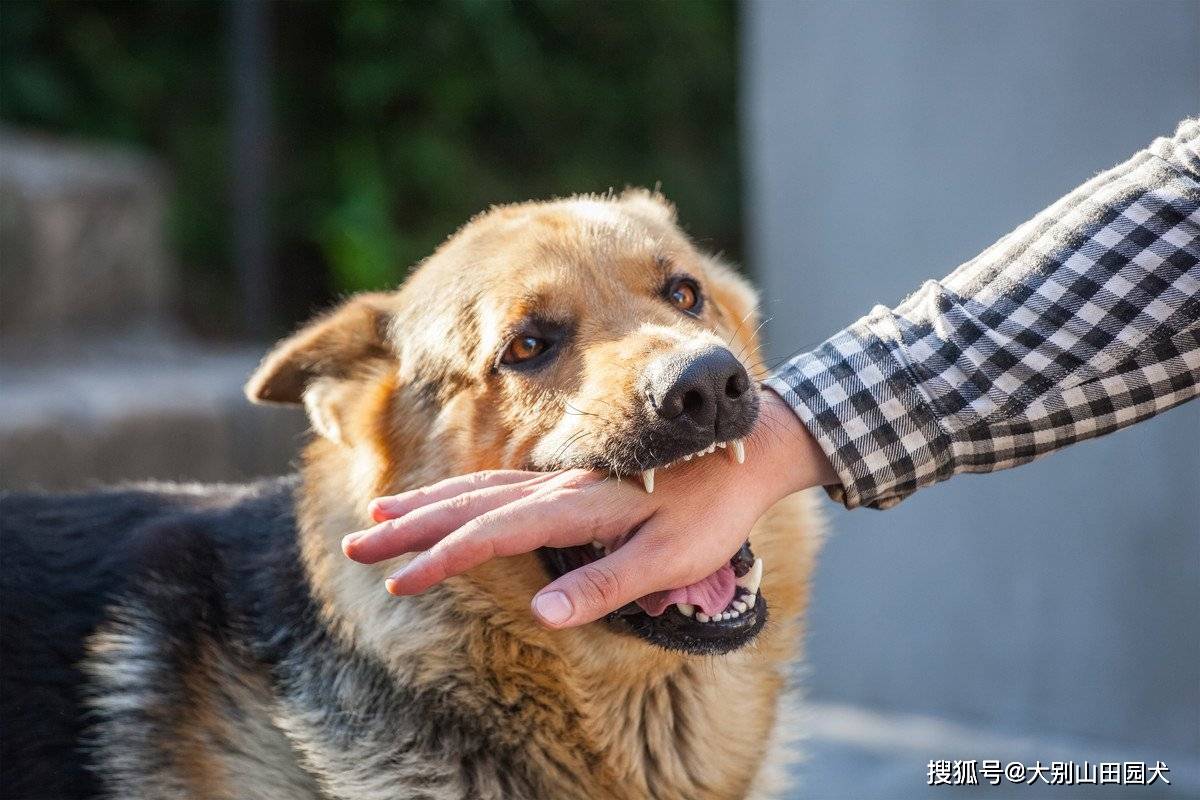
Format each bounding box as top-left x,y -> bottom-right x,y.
0,478 -> 301,800
1,478 -> 547,800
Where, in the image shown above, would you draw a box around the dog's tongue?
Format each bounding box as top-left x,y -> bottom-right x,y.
635,562 -> 735,617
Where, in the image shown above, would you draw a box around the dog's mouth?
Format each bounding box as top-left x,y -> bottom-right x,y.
632,437 -> 745,494
537,537 -> 765,655
537,393 -> 763,657
536,440 -> 766,655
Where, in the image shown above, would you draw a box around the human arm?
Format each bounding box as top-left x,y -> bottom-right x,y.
768,118 -> 1200,509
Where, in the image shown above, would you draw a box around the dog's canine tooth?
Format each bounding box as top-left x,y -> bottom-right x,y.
729,439 -> 745,464
641,469 -> 655,494
675,603 -> 695,618
734,557 -> 763,596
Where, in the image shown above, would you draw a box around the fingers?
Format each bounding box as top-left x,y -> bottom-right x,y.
382,474 -> 645,595
367,470 -> 545,523
345,474 -> 557,563
530,526 -> 684,628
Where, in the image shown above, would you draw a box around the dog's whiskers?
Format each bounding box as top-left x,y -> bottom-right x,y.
546,430 -> 593,467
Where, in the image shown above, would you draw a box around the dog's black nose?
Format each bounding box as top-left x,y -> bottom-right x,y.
646,346 -> 753,434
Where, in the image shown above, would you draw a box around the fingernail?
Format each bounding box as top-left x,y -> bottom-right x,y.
532,591 -> 573,625
341,532 -> 365,554
384,559 -> 417,593
372,495 -> 406,514
368,500 -> 391,522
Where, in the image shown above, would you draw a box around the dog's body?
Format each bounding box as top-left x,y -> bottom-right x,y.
1,192 -> 821,799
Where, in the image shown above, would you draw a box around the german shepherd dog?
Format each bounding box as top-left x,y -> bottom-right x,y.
1,191 -> 821,800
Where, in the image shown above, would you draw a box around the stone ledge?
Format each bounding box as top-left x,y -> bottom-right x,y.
0,339 -> 307,491
0,128 -> 175,338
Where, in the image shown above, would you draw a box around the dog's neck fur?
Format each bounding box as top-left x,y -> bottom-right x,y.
294,437 -> 805,800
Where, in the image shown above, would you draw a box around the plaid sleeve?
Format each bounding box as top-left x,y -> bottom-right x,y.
765,118 -> 1200,510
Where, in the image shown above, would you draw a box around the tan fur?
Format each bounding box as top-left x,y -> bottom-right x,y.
244,190 -> 822,799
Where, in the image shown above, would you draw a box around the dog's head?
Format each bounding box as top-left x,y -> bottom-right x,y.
248,190 -> 776,656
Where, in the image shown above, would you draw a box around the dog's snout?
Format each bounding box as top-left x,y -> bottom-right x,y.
646,347 -> 753,433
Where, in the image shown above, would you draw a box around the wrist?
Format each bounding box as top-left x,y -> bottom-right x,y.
751,388 -> 838,501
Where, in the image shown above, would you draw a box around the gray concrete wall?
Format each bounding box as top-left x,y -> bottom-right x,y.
743,0 -> 1199,756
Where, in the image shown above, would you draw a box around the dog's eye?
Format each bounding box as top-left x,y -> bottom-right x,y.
665,276 -> 703,314
501,335 -> 548,365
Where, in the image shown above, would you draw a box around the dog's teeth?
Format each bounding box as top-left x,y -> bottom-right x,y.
640,468 -> 655,494
717,441 -> 727,449
683,454 -> 693,461
591,541 -> 604,551
696,612 -> 710,623
733,600 -> 748,613
734,557 -> 763,596
675,603 -> 695,618
729,439 -> 745,464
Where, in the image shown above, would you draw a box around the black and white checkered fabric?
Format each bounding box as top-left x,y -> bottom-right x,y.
766,118 -> 1200,510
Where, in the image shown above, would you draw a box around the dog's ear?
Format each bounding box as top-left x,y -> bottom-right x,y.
246,292 -> 395,442
704,259 -> 761,355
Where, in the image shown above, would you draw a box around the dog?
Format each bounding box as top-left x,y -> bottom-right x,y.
1,190 -> 821,800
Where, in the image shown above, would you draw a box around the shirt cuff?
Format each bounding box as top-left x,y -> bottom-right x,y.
764,312 -> 956,510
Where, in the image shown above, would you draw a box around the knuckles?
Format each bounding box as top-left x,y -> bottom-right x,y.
574,562 -> 625,611
467,470 -> 505,488
554,469 -> 603,491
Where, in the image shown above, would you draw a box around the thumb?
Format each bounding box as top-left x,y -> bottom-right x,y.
530,534 -> 679,628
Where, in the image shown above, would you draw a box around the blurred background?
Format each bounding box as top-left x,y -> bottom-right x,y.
1,1 -> 1196,798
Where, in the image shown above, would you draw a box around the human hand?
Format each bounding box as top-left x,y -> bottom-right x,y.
342,390 -> 836,628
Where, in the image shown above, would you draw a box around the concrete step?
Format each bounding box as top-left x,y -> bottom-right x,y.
0,338 -> 307,491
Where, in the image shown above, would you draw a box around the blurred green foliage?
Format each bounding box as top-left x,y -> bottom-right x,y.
1,0 -> 742,335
